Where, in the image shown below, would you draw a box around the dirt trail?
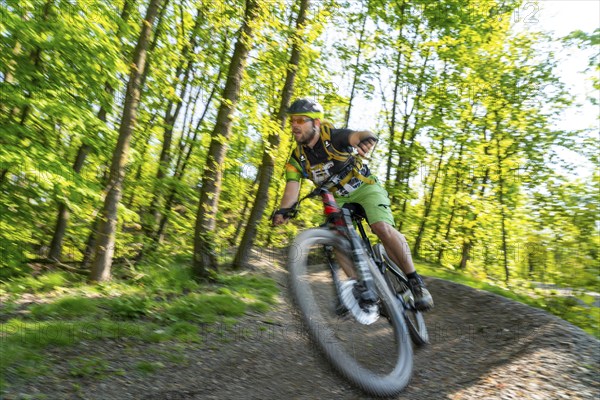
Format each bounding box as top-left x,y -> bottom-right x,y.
4,252 -> 599,400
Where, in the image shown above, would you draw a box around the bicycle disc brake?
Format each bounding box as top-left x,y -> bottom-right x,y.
339,279 -> 379,325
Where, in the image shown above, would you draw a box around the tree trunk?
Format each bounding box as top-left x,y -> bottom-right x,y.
232,0 -> 309,269
138,1 -> 168,95
193,0 -> 260,279
89,0 -> 165,282
152,40 -> 227,247
413,136 -> 445,258
48,144 -> 89,260
437,142 -> 466,263
145,11 -> 203,234
343,6 -> 368,128
495,128 -> 510,283
48,0 -> 133,261
125,113 -> 159,208
229,190 -> 253,246
458,122 -> 492,270
385,46 -> 402,188
458,162 -> 490,270
393,47 -> 430,222
382,0 -> 407,189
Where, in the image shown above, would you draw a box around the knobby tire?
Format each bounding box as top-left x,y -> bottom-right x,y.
288,228 -> 413,397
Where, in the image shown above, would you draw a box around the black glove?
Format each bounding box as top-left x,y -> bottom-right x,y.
358,137 -> 378,146
271,205 -> 298,224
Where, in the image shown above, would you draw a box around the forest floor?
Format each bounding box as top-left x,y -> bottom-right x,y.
3,249 -> 599,400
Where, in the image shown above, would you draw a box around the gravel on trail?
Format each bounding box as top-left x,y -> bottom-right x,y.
4,252 -> 599,400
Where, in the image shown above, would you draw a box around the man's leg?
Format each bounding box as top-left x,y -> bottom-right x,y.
371,221 -> 434,311
337,180 -> 433,311
370,221 -> 415,274
333,248 -> 356,279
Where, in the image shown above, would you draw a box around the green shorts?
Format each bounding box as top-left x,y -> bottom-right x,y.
335,178 -> 395,227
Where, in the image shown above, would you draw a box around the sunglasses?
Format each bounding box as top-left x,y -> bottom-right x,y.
289,116 -> 313,125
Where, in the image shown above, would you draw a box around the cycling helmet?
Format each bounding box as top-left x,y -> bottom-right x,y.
287,98 -> 324,120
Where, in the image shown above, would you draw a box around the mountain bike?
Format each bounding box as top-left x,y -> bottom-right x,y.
281,165 -> 428,396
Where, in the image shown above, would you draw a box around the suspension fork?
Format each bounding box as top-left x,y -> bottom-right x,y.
321,192 -> 378,303
342,209 -> 378,303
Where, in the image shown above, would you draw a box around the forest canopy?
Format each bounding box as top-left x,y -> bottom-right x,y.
0,0 -> 597,301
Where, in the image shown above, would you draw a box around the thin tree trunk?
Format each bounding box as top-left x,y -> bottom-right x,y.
123,0 -> 168,207
495,127 -> 510,283
89,0 -> 165,282
139,1 -> 168,96
152,40 -> 227,247
125,113 -> 159,208
144,91 -> 201,242
458,122 -> 492,270
413,135 -> 445,258
232,0 -> 309,269
193,0 -> 260,278
343,6 -> 368,128
230,195 -> 253,246
229,174 -> 260,246
48,144 -> 90,260
81,218 -> 99,269
393,29 -> 421,196
48,0 -> 133,261
148,27 -> 230,250
437,142 -> 465,263
430,163 -> 450,244
152,87 -> 218,246
145,11 -> 203,233
382,0 -> 406,189
395,48 -> 432,230
385,47 -> 402,189
392,46 -> 429,213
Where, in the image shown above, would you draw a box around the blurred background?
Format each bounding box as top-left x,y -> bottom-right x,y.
0,0 -> 598,336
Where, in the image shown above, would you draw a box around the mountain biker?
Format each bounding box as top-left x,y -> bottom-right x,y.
272,98 -> 434,311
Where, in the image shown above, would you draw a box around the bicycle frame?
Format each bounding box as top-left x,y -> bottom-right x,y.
318,189 -> 413,312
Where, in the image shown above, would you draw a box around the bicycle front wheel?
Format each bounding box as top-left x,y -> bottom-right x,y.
288,228 -> 413,397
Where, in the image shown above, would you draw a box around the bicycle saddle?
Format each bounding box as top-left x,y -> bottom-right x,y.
342,203 -> 368,222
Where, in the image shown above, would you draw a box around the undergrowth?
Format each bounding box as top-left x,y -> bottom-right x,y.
416,260 -> 600,339
0,254 -> 279,392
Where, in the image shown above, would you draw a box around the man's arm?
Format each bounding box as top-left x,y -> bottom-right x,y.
348,130 -> 378,157
272,180 -> 300,226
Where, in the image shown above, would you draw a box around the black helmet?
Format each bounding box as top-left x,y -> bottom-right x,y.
287,98 -> 324,119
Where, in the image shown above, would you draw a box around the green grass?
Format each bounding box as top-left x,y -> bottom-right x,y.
103,295 -> 156,320
68,356 -> 110,378
0,254 -> 280,392
416,260 -> 600,339
28,297 -> 100,319
162,292 -> 247,324
135,360 -> 165,374
1,271 -> 74,295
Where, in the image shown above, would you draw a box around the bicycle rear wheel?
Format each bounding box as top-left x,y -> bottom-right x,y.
288,228 -> 413,396
374,244 -> 429,346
